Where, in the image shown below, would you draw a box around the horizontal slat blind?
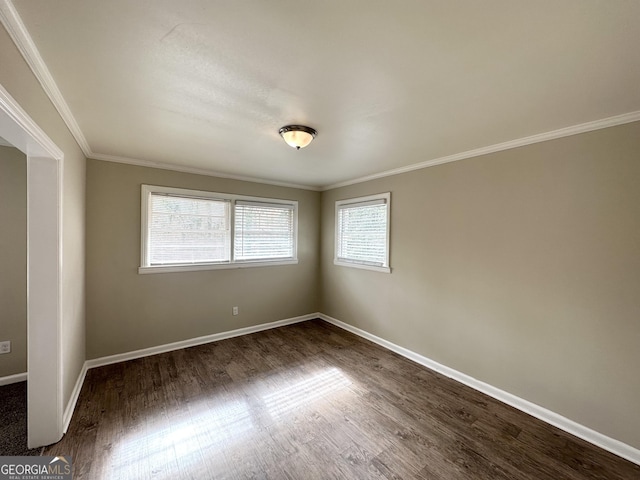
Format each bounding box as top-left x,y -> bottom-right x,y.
149,193 -> 230,265
234,201 -> 295,261
337,199 -> 388,266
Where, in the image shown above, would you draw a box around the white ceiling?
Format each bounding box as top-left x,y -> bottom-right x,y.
6,0 -> 640,189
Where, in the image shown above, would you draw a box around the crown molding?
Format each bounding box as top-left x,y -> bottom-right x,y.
93,111 -> 640,193
0,0 -> 91,156
322,111 -> 640,191
90,152 -> 322,191
0,83 -> 63,159
3,0 -> 638,193
0,0 -> 315,192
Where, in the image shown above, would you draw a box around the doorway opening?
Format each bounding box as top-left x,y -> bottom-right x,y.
0,83 -> 64,448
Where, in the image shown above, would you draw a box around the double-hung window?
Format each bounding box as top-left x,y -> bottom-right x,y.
335,192 -> 391,273
140,185 -> 297,273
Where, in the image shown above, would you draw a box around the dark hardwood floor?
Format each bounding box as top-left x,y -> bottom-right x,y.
45,319 -> 639,479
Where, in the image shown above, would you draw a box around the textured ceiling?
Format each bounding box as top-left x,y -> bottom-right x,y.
7,0 -> 640,188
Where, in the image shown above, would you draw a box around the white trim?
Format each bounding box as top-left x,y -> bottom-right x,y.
140,184 -> 298,271
85,313 -> 317,370
0,81 -> 64,449
335,192 -> 391,272
2,0 -> 638,193
93,111 -> 640,193
139,259 -> 299,275
141,184 -> 300,207
62,314 -> 317,432
57,312 -> 640,465
0,0 -> 91,157
1,0 -> 320,194
0,84 -> 63,160
27,155 -> 64,448
335,192 -> 390,207
322,111 -> 640,191
0,372 -> 27,386
140,184 -> 151,269
333,260 -> 391,274
91,153 -> 321,191
63,362 -> 87,433
318,313 -> 640,466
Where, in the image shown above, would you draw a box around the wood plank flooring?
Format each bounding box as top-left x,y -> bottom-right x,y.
45,320 -> 640,479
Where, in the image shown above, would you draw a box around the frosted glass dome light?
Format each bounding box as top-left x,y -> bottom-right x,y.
279,125 -> 317,150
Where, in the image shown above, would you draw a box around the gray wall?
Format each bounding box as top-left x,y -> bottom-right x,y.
320,121 -> 640,450
0,24 -> 86,406
0,146 -> 26,377
85,159 -> 320,359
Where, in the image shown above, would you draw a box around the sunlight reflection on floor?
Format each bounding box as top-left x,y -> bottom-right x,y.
262,367 -> 352,419
112,398 -> 252,478
110,367 -> 353,478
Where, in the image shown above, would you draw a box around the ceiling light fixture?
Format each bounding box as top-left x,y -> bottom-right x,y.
279,125 -> 317,150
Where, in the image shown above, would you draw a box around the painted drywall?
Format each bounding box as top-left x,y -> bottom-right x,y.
320,121 -> 640,450
85,159 -> 320,359
0,146 -> 26,377
0,25 -> 86,406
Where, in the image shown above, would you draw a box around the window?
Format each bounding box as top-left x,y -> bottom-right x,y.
335,192 -> 391,273
140,185 -> 297,273
234,201 -> 296,261
147,194 -> 231,265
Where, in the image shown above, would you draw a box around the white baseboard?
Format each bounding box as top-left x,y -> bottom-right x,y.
0,372 -> 27,386
85,313 -> 317,370
63,314 -> 317,433
62,312 -> 640,466
318,313 -> 640,466
63,362 -> 87,433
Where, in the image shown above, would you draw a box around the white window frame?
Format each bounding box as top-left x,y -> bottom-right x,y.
139,185 -> 298,274
334,192 -> 391,273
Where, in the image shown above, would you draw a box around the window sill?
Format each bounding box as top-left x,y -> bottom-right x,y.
333,260 -> 391,274
139,259 -> 299,274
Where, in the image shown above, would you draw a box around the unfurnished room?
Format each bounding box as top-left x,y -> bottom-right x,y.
0,1 -> 639,479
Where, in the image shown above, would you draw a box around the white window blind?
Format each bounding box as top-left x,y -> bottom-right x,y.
149,194 -> 230,265
141,185 -> 298,273
234,201 -> 295,261
335,193 -> 390,272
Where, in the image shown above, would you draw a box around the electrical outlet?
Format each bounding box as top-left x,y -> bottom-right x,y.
232,306 -> 239,316
0,341 -> 10,354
